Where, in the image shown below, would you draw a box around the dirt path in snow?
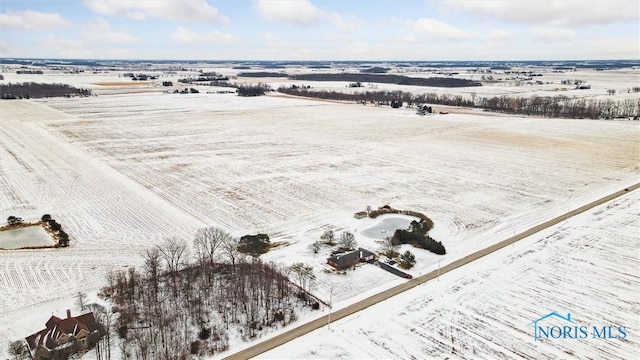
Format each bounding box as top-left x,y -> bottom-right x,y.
223,182 -> 640,360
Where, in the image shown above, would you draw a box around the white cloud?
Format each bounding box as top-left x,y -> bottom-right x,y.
486,29 -> 515,42
171,27 -> 236,44
446,0 -> 639,27
0,40 -> 8,55
254,0 -> 323,27
38,34 -> 94,58
0,9 -> 70,31
331,12 -> 363,33
529,27 -> 577,43
84,19 -> 137,43
83,0 -> 229,24
411,18 -> 473,41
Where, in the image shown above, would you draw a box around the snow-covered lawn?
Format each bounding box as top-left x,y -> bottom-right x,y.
0,83 -> 637,357
258,189 -> 640,360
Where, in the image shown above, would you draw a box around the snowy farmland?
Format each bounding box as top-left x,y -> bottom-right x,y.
0,70 -> 638,357
258,189 -> 640,360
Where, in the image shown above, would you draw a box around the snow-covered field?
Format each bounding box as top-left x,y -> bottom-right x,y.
0,69 -> 638,357
259,189 -> 640,360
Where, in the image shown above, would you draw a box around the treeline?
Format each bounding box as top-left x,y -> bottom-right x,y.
237,84 -> 271,96
237,72 -> 289,78
289,73 -> 481,87
0,82 -> 91,99
104,229 -> 304,359
278,86 -> 640,119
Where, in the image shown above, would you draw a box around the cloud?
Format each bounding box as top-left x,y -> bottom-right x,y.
85,19 -> 137,43
254,0 -> 323,27
38,34 -> 94,58
446,0 -> 639,27
330,12 -> 363,33
529,27 -> 577,43
171,27 -> 236,43
0,9 -> 70,31
411,18 -> 473,41
486,29 -> 515,42
84,0 -> 229,24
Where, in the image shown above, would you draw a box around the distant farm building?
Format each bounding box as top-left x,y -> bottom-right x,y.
25,310 -> 104,360
327,248 -> 375,269
353,211 -> 367,219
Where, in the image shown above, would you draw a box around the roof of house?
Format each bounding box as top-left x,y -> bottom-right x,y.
327,248 -> 375,268
26,311 -> 100,353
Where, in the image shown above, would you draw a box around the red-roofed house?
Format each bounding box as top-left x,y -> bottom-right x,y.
25,310 -> 104,360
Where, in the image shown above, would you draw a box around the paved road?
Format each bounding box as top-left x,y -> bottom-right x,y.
224,183 -> 640,360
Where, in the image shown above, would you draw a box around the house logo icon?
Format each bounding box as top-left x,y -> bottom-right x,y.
528,312 -> 575,341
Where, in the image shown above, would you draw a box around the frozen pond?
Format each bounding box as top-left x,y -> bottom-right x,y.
0,226 -> 55,249
361,216 -> 414,239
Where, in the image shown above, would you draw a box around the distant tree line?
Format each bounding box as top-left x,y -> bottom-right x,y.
237,83 -> 271,96
16,69 -> 43,74
1,82 -> 91,99
237,72 -> 289,78
290,73 -> 481,87
278,86 -> 640,119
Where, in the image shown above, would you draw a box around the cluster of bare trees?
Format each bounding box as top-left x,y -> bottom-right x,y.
278,86 -> 640,119
477,95 -> 639,119
103,227 -> 303,359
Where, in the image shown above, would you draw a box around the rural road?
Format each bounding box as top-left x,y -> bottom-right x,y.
224,183 -> 640,360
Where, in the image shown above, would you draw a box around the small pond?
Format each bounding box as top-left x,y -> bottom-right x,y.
361,217 -> 413,239
0,226 -> 55,249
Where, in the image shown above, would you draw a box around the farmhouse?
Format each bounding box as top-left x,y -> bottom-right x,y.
25,310 -> 104,360
327,248 -> 376,269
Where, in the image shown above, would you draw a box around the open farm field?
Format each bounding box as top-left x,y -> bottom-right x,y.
0,88 -> 637,356
258,189 -> 640,360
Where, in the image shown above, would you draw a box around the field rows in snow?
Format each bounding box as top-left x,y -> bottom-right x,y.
38,92 -> 638,244
0,100 -> 203,350
258,189 -> 640,360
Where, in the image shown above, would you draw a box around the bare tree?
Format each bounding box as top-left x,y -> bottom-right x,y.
320,229 -> 335,245
75,291 -> 88,311
289,263 -> 315,303
308,240 -> 322,255
339,231 -> 357,250
380,236 -> 398,258
193,227 -> 230,268
143,247 -> 162,303
221,236 -> 241,265
157,237 -> 189,274
89,303 -> 113,360
7,340 -> 26,360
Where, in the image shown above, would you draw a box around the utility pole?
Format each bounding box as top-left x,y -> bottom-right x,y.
328,283 -> 333,330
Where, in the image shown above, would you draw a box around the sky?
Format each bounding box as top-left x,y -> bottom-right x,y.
0,0 -> 638,61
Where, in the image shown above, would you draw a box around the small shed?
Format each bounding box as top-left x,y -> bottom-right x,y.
354,211 -> 367,219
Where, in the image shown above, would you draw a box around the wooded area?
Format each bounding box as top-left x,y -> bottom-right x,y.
103,231 -> 306,360
0,82 -> 91,99
278,86 -> 640,119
